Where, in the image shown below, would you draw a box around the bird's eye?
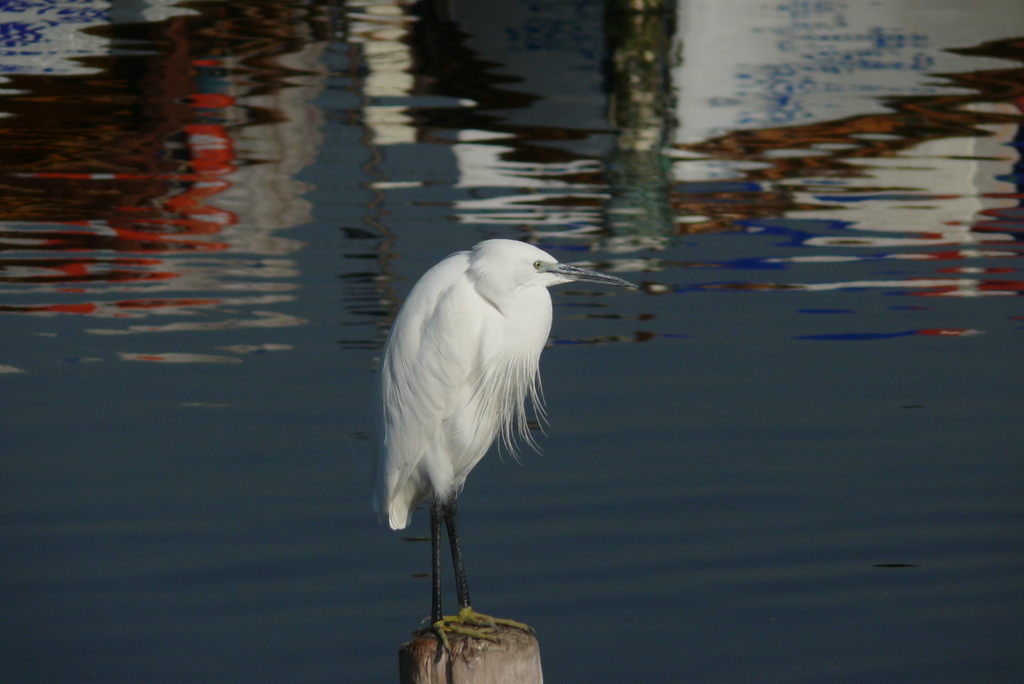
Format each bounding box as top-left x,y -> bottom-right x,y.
533,260 -> 543,270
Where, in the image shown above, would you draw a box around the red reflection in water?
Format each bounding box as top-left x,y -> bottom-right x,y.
910,280 -> 1024,296
0,257 -> 176,284
917,329 -> 981,336
13,119 -> 239,251
0,297 -> 221,318
672,38 -> 1024,237
0,6 -> 324,325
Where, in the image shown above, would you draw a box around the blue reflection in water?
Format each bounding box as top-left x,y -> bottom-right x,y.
796,328 -> 983,340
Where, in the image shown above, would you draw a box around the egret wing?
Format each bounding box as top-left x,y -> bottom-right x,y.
374,252 -> 481,528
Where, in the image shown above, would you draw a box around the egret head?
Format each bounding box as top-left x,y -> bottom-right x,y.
469,239 -> 639,292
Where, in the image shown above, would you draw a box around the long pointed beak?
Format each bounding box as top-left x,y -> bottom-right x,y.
551,263 -> 639,289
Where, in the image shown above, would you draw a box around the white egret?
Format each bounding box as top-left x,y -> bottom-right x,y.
374,238 -> 637,646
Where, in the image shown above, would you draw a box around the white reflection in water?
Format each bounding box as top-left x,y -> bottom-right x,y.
87,310 -> 307,335
786,118 -> 1021,247
673,0 -> 1024,142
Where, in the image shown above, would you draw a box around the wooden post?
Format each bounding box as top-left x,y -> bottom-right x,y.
398,625 -> 543,684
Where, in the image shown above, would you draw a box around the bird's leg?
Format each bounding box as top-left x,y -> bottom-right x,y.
425,499 -> 458,650
442,494 -> 532,635
443,494 -> 471,611
419,495 -> 531,648
421,496 -> 497,648
430,499 -> 444,626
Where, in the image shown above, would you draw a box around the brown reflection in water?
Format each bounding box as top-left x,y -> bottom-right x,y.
0,1 -> 330,325
687,38 -> 1024,169
672,37 -> 1024,234
669,186 -> 828,236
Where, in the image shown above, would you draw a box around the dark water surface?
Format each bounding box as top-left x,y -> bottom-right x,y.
2,1 -> 1022,682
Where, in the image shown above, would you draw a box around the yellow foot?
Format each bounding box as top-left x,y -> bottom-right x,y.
449,606 -> 532,633
419,606 -> 532,649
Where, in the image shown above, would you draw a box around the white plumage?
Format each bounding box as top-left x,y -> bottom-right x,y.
374,239 -> 636,530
